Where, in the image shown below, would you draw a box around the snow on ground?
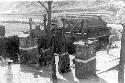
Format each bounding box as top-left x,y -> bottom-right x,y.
0,41 -> 121,83
96,50 -> 119,83
0,64 -> 52,83
107,24 -> 123,30
98,70 -> 118,83
0,58 -> 108,83
0,40 -> 121,83
97,41 -> 121,83
0,23 -> 122,83
57,41 -> 121,83
96,48 -> 120,73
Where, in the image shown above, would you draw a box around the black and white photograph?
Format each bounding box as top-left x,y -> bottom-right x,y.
0,0 -> 124,83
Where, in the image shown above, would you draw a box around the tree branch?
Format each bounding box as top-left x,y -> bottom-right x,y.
48,1 -> 53,4
38,1 -> 48,11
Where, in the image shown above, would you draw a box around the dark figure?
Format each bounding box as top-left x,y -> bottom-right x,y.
66,36 -> 76,55
51,29 -> 76,74
58,35 -> 76,73
96,35 -> 110,51
38,28 -> 76,74
37,35 -> 52,67
5,36 -> 19,63
37,37 -> 47,67
38,54 -> 46,67
0,37 -> 6,57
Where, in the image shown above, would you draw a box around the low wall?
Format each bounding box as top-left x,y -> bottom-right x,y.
19,46 -> 39,64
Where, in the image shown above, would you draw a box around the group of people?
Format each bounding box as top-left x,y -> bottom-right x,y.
37,28 -> 76,73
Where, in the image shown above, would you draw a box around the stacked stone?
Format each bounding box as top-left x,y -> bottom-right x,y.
5,36 -> 19,63
19,46 -> 39,64
73,40 -> 97,79
58,52 -> 70,74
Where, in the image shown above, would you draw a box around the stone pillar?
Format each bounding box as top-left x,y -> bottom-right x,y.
73,40 -> 97,79
58,52 -> 71,74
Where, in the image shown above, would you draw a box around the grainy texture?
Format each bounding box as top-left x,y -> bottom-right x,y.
19,47 -> 39,64
75,41 -> 97,79
58,54 -> 70,73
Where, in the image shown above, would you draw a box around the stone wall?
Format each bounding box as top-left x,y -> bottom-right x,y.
19,46 -> 39,64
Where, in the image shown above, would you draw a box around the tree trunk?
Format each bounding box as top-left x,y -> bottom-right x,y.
51,45 -> 57,83
118,24 -> 125,83
44,14 -> 47,33
47,1 -> 52,34
29,18 -> 32,46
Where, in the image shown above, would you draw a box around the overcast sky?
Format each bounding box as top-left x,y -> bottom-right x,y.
0,0 -> 124,13
0,1 -> 15,11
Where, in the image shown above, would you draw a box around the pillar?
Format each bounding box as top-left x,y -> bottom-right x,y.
74,40 -> 97,79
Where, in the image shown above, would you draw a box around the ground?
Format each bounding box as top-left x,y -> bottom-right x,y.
0,23 -> 122,83
0,41 -> 121,83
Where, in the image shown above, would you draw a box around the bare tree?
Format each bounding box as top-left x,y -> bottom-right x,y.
38,1 -> 52,34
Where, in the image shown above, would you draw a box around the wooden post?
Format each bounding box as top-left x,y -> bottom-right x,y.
44,14 -> 47,33
29,18 -> 32,32
47,1 -> 52,34
51,45 -> 57,83
61,18 -> 65,28
29,18 -> 32,46
21,17 -> 23,24
118,24 -> 125,83
83,20 -> 88,44
81,20 -> 84,34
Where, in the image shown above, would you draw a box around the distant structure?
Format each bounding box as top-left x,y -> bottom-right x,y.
0,25 -> 5,37
31,24 -> 46,38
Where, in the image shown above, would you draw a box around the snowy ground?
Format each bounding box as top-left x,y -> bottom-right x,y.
0,41 -> 121,83
0,23 -> 122,83
96,41 -> 121,83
